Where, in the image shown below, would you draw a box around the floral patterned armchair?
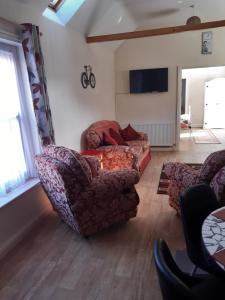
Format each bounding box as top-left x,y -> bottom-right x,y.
35,145 -> 140,236
164,149 -> 225,214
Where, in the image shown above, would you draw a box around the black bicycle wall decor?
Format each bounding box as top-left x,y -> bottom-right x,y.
81,65 -> 96,89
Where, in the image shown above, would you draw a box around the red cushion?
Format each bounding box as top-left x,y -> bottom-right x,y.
109,128 -> 128,146
119,124 -> 141,141
103,132 -> 118,145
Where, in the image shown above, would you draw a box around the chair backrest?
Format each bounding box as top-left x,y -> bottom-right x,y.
180,184 -> 219,264
85,120 -> 121,149
210,165 -> 225,206
199,149 -> 225,183
35,154 -> 79,232
153,239 -> 192,300
35,145 -> 94,232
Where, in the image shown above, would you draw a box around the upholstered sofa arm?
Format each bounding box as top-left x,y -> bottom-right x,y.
164,162 -> 200,186
79,169 -> 139,201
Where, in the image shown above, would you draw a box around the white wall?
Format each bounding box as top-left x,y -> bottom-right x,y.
115,28 -> 225,144
182,66 -> 225,127
0,0 -> 115,257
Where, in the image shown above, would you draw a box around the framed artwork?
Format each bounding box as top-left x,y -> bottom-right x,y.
202,31 -> 213,54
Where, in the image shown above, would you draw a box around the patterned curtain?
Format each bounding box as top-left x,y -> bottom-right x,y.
21,23 -> 55,147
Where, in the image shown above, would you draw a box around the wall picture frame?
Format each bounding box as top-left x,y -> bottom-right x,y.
202,31 -> 213,54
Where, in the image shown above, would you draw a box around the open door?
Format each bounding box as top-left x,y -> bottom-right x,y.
204,78 -> 225,129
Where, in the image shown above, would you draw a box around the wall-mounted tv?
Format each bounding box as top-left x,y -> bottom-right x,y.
129,68 -> 168,94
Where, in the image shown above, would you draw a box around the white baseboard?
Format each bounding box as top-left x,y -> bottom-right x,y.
0,208 -> 49,261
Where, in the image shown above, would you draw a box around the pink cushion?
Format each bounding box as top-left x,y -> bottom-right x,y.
103,132 -> 118,145
109,128 -> 128,146
120,124 -> 141,141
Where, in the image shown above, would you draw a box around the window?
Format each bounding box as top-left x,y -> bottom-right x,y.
43,0 -> 86,26
0,41 -> 40,198
48,0 -> 65,11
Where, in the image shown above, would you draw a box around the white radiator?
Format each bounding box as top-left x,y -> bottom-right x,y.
123,123 -> 175,147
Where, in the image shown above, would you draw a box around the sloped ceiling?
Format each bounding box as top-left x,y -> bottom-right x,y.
11,0 -> 225,50
70,0 -> 225,49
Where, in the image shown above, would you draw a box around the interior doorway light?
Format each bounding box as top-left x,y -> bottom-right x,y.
186,5 -> 201,25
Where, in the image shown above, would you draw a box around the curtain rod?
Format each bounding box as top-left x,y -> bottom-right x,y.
0,17 -> 23,29
0,17 -> 43,36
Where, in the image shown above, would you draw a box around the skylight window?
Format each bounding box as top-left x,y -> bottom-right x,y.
43,0 -> 86,26
48,0 -> 65,12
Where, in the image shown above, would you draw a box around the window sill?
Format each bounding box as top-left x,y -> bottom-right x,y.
0,178 -> 40,209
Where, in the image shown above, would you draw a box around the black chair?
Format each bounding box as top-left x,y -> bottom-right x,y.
153,239 -> 225,300
179,183 -> 223,275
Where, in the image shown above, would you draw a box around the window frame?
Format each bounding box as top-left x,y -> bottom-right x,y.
48,0 -> 65,11
0,38 -> 41,205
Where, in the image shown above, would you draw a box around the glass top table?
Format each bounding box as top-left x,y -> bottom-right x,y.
202,206 -> 225,271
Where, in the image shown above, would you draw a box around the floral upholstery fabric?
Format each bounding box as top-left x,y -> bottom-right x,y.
199,149 -> 225,183
210,166 -> 225,206
86,120 -> 121,149
126,140 -> 150,153
35,145 -> 140,236
84,120 -> 151,174
43,145 -> 92,183
98,146 -> 139,172
21,24 -> 55,147
164,149 -> 225,214
83,155 -> 101,177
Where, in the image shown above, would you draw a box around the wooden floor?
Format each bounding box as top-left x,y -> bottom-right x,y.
0,129 -> 225,300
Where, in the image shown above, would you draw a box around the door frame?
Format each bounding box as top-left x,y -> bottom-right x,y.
176,64 -> 225,150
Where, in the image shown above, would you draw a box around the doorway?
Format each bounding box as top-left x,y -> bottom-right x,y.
177,66 -> 225,148
204,78 -> 225,129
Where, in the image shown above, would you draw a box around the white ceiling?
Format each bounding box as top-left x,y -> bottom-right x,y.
120,0 -> 225,29
82,0 -> 225,35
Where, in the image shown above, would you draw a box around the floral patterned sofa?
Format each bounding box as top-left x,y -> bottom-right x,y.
84,120 -> 151,175
35,145 -> 140,236
164,149 -> 225,214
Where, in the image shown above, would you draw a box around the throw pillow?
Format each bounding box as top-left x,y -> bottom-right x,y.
109,128 -> 128,146
103,132 -> 118,146
119,124 -> 141,141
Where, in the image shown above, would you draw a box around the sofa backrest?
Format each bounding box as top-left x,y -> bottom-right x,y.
85,120 -> 121,149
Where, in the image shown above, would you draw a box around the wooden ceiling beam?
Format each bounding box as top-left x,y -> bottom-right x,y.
86,19 -> 225,44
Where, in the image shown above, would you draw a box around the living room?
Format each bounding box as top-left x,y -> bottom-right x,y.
1,0 -> 225,299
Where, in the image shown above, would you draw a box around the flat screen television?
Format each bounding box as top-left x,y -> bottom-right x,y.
129,68 -> 168,93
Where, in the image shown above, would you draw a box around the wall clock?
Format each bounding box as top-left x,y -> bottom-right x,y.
202,31 -> 213,54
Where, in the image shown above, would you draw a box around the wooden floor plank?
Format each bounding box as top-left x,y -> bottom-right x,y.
0,129 -> 225,300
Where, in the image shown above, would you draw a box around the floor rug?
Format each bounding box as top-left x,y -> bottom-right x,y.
193,129 -> 221,144
157,163 -> 202,195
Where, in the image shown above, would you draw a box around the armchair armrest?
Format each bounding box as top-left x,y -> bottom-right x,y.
79,169 -> 139,201
164,162 -> 200,187
83,155 -> 101,177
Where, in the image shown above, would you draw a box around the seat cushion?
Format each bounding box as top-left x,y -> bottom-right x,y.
126,140 -> 150,152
